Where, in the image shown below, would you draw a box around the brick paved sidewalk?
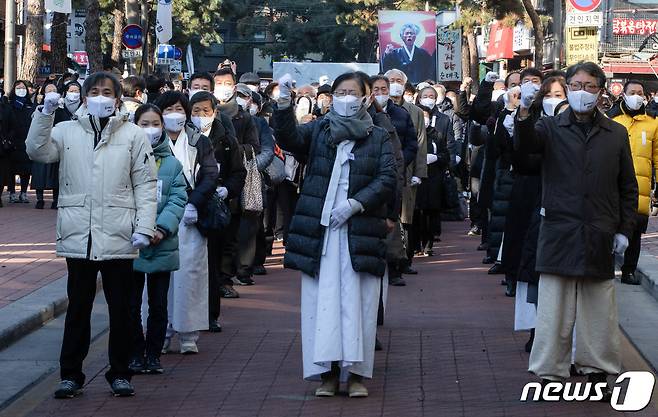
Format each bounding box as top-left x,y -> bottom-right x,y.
15,221 -> 658,417
0,191 -> 64,309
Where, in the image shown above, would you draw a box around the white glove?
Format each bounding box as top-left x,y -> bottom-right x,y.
183,203 -> 198,225
329,199 -> 362,230
216,186 -> 228,200
131,232 -> 150,249
427,154 -> 438,165
278,74 -> 293,100
42,92 -> 61,115
485,72 -> 499,83
410,176 -> 422,186
612,233 -> 629,255
455,155 -> 462,164
520,82 -> 540,109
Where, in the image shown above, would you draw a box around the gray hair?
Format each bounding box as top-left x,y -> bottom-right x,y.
384,69 -> 408,84
82,71 -> 122,98
400,23 -> 420,39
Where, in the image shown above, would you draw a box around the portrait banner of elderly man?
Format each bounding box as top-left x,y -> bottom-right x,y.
378,10 -> 437,84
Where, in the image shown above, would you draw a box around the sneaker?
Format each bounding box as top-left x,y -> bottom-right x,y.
144,356 -> 164,374
161,337 -> 172,354
388,276 -> 407,286
588,373 -> 612,402
110,378 -> 135,397
54,379 -> 83,399
128,357 -> 145,374
234,275 -> 255,286
468,226 -> 481,236
621,272 -> 641,285
35,200 -> 44,209
180,340 -> 199,354
252,265 -> 267,275
51,200 -> 58,209
208,319 -> 222,333
220,285 -> 240,298
347,374 -> 368,398
19,192 -> 29,203
401,266 -> 418,275
9,193 -> 18,203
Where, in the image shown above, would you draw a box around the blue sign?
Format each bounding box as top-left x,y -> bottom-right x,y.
157,44 -> 175,59
174,47 -> 183,60
122,24 -> 143,49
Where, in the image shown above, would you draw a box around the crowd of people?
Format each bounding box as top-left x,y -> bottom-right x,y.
0,57 -> 655,402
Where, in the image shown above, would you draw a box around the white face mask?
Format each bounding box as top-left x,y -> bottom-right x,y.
542,97 -> 563,117
236,96 -> 248,110
491,89 -> 506,102
567,90 -> 599,114
14,88 -> 27,98
318,98 -> 330,109
424,117 -> 431,128
143,126 -> 162,145
654,95 -> 658,104
249,104 -> 259,116
332,95 -> 363,117
163,112 -> 186,132
247,84 -> 259,92
403,94 -> 414,103
389,82 -> 404,97
623,94 -> 644,111
191,115 -> 214,132
86,95 -> 116,118
65,92 -> 80,104
140,92 -> 148,104
436,93 -> 446,103
214,85 -> 233,102
503,113 -> 515,137
420,97 -> 436,109
375,95 -> 389,107
188,89 -> 203,99
271,89 -> 280,100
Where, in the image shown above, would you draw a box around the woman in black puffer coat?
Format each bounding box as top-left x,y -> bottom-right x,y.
4,80 -> 35,203
272,72 -> 395,398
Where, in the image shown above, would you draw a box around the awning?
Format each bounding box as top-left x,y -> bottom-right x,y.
486,22 -> 514,62
601,58 -> 658,75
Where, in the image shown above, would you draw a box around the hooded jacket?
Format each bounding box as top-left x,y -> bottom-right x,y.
26,106 -> 158,260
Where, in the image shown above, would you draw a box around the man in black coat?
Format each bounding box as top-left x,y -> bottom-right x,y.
515,62 -> 638,393
381,23 -> 435,84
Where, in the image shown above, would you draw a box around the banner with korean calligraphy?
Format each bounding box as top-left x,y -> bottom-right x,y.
613,18 -> 658,36
378,10 -> 437,84
566,27 -> 599,65
436,28 -> 461,82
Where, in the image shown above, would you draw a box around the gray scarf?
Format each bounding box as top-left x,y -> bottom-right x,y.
324,104 -> 373,144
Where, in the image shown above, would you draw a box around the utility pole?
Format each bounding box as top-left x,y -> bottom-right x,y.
4,0 -> 16,87
140,0 -> 149,77
125,0 -> 140,75
553,0 -> 563,70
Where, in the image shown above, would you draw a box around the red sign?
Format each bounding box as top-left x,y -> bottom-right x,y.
610,82 -> 623,96
613,18 -> 658,36
569,0 -> 601,12
486,22 -> 514,62
73,51 -> 88,66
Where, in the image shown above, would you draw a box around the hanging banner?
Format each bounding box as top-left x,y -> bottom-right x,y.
486,22 -> 514,62
155,0 -> 173,44
436,27 -> 461,82
186,44 -> 195,75
565,27 -> 599,65
45,0 -> 72,14
378,10 -> 437,84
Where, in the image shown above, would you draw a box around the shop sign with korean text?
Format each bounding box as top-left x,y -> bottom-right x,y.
436,27 -> 461,82
566,27 -> 599,65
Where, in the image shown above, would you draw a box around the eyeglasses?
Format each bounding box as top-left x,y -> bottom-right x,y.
568,82 -> 601,93
333,90 -> 360,97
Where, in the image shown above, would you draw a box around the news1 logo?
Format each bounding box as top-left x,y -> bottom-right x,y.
520,371 -> 655,411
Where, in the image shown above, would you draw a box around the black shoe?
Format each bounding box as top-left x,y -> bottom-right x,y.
51,201 -> 58,209
401,266 -> 418,275
209,319 -> 222,333
35,200 -> 45,209
570,364 -> 579,376
54,379 -> 82,399
220,285 -> 240,298
505,280 -> 516,297
144,356 -> 164,374
488,263 -> 503,275
500,278 -> 507,286
252,265 -> 267,275
482,256 -> 495,264
235,275 -> 255,286
128,357 -> 145,374
477,243 -> 488,251
389,276 -> 407,286
425,249 -> 434,257
110,378 -> 135,397
621,272 -> 641,285
525,329 -> 535,353
587,373 -> 612,402
467,226 -> 481,236
375,337 -> 383,351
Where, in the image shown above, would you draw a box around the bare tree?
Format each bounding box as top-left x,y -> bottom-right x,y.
85,0 -> 103,72
50,12 -> 69,74
521,0 -> 544,67
18,0 -> 45,82
111,0 -> 126,68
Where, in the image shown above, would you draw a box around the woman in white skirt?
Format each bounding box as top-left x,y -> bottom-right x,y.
272,72 -> 396,397
154,92 -> 218,354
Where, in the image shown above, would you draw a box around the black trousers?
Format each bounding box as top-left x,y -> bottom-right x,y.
275,181 -> 298,243
8,174 -> 29,193
622,214 -> 649,275
236,211 -> 261,278
60,258 -> 133,385
129,271 -> 170,358
417,209 -> 441,251
208,231 -> 227,320
220,210 -> 242,285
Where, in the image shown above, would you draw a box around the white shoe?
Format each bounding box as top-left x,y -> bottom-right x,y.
180,340 -> 198,354
161,337 -> 171,354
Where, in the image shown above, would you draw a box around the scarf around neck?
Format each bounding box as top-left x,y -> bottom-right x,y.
323,105 -> 374,145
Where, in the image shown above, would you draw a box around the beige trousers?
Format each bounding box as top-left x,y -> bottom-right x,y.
528,273 -> 621,381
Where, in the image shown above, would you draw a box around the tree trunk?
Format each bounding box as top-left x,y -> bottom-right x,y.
50,12 -> 68,74
522,0 -> 544,67
18,0 -> 44,83
85,0 -> 104,72
461,34 -> 470,78
466,29 -> 479,86
111,0 -> 125,69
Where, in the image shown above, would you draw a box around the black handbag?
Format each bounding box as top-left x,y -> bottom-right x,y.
196,191 -> 232,236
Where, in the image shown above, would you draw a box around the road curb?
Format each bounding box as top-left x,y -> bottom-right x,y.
0,274 -> 101,352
